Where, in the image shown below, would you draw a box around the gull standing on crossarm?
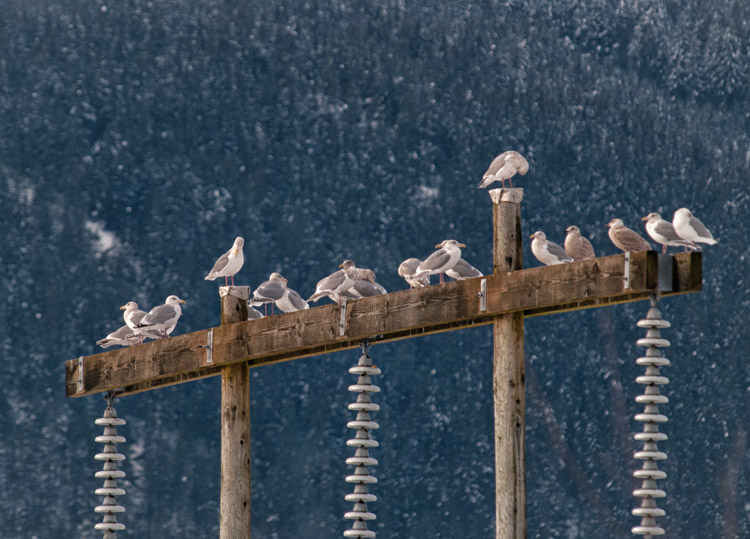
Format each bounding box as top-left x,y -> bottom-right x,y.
445,258 -> 483,280
136,295 -> 186,338
307,260 -> 359,305
120,301 -> 160,344
672,208 -> 718,248
530,231 -> 573,265
478,150 -> 529,189
413,240 -> 466,284
606,218 -> 652,253
398,258 -> 430,288
642,212 -> 695,254
564,226 -> 596,260
96,325 -> 141,348
205,236 -> 245,286
343,268 -> 388,300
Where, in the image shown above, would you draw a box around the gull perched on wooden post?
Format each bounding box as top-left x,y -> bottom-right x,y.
530,231 -> 573,265
413,240 -> 466,284
205,236 -> 245,286
478,150 -> 529,189
672,208 -> 718,248
135,295 -> 186,338
308,260 -> 359,305
398,258 -> 430,288
564,226 -> 596,260
642,212 -> 695,254
606,219 -> 652,253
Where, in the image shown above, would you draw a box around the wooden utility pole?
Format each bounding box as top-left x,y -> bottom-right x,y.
219,288 -> 251,538
492,189 -> 526,538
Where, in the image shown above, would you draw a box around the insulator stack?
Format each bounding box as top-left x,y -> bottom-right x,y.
344,343 -> 381,538
94,394 -> 127,538
632,296 -> 670,537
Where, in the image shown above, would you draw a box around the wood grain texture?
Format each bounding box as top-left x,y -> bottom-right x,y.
220,294 -> 251,539
65,252 -> 701,398
492,198 -> 526,539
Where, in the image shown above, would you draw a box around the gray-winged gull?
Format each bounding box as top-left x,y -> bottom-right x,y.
96,325 -> 141,348
564,226 -> 596,260
606,218 -> 651,253
642,212 -> 696,254
530,231 -> 573,265
308,260 -> 359,305
343,268 -> 387,300
398,258 -> 430,288
135,295 -> 186,338
414,240 -> 466,284
673,208 -> 718,247
445,258 -> 483,280
205,236 -> 244,286
478,150 -> 529,189
120,301 -> 161,344
252,272 -> 308,314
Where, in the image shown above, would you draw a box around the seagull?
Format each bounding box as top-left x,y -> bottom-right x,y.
673,208 -> 718,248
205,236 -> 245,286
308,260 -> 359,305
135,295 -> 186,338
530,231 -> 573,265
398,258 -> 430,288
445,258 -> 483,280
248,306 -> 264,320
343,268 -> 387,300
120,301 -> 160,344
607,219 -> 652,253
252,272 -> 309,314
642,212 -> 696,254
478,150 -> 529,189
96,325 -> 141,348
414,240 -> 466,284
564,226 -> 596,260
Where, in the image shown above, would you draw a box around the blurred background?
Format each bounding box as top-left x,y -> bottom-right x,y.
1,0 -> 748,536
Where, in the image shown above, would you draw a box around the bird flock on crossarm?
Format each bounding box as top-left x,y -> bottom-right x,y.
95,150 -> 717,348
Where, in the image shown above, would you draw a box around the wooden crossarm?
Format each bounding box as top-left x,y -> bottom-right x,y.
65,251 -> 701,397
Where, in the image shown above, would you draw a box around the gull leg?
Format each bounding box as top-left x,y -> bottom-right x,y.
439,273 -> 444,284
662,245 -> 667,255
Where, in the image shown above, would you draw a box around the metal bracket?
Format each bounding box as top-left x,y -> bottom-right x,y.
478,278 -> 487,312
199,328 -> 214,364
77,356 -> 84,393
623,252 -> 631,290
339,301 -> 348,336
657,254 -> 673,292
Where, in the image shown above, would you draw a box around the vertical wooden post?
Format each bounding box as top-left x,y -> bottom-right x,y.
219,287 -> 251,539
491,189 -> 526,538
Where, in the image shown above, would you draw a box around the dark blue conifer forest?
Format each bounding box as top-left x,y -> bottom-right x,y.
1,0 -> 748,536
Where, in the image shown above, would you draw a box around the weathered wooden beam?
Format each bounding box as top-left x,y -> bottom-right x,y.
219,289 -> 251,538
491,190 -> 526,538
65,252 -> 701,398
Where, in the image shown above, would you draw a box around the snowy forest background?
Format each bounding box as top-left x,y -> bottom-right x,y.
1,0 -> 749,536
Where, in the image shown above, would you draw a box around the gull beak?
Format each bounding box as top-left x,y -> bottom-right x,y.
339,263 -> 344,268
641,216 -> 649,221
119,305 -> 127,310
529,234 -> 536,239
179,299 -> 186,304
458,243 -> 466,248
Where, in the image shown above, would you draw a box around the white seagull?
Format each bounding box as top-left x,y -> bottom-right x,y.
530,231 -> 573,265
445,258 -> 483,280
96,325 -> 141,348
343,268 -> 387,300
642,212 -> 696,254
205,236 -> 245,286
414,240 -> 466,284
398,258 -> 430,288
478,150 -> 529,189
135,295 -> 186,338
120,301 -> 160,344
308,260 -> 359,305
252,272 -> 309,313
673,208 -> 718,248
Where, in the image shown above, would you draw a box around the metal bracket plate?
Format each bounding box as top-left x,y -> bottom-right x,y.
202,328 -> 214,364
623,252 -> 631,290
479,278 -> 487,312
77,356 -> 84,393
339,302 -> 348,336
